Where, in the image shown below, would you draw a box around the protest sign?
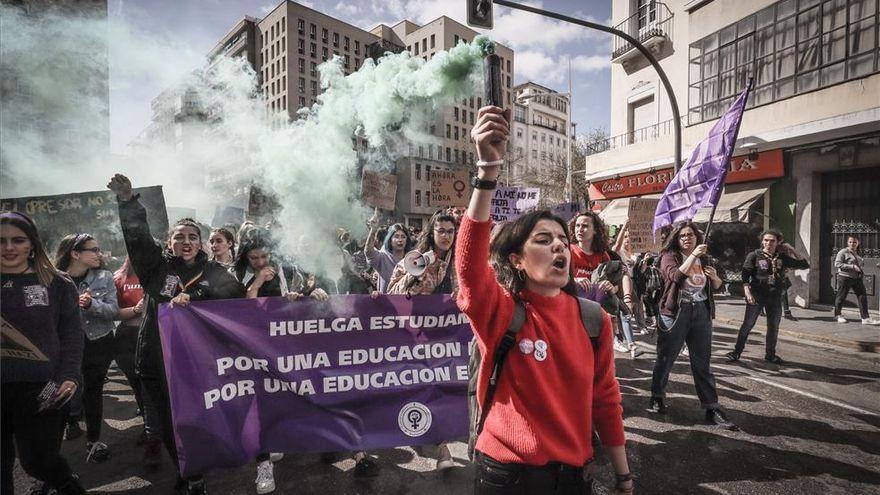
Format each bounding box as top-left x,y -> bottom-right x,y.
158,294 -> 471,476
361,170 -> 398,211
627,198 -> 662,253
429,170 -> 470,207
0,186 -> 168,260
550,201 -> 584,223
490,187 -> 540,222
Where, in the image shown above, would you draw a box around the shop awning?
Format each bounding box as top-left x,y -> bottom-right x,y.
693,182 -> 770,223
598,194 -> 662,226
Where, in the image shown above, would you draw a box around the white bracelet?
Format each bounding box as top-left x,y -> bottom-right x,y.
476,159 -> 504,167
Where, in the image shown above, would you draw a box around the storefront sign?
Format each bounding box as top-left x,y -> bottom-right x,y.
588,149 -> 784,200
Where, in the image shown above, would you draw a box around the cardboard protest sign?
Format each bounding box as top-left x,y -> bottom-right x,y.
159,294 -> 470,476
429,170 -> 470,207
490,187 -> 540,222
361,170 -> 398,211
550,201 -> 584,223
1,186 -> 168,261
627,197 -> 662,253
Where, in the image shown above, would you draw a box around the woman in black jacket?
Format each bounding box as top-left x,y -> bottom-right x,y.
108,174 -> 245,495
1,211 -> 87,495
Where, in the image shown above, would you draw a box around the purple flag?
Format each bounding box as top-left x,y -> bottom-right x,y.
158,294 -> 471,477
653,81 -> 753,234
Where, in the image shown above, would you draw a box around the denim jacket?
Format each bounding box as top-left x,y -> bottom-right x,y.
74,268 -> 119,340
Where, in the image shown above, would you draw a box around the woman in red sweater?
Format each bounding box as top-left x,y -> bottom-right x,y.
458,106 -> 634,494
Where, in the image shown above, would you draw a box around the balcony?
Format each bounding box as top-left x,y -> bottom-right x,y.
611,2 -> 674,65
584,117 -> 680,156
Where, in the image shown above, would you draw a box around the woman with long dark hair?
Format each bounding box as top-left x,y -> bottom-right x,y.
460,107 -> 633,494
108,174 -> 245,495
364,215 -> 412,294
1,212 -> 87,495
648,221 -> 736,430
55,233 -> 119,462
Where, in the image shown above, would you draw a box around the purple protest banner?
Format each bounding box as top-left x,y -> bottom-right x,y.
158,294 -> 471,477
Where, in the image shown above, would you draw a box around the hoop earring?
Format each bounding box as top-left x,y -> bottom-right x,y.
28,250 -> 35,260
516,269 -> 525,282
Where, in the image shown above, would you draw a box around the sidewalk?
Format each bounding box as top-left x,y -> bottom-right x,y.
713,295 -> 880,353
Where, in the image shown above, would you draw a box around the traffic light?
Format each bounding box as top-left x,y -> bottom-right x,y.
467,0 -> 494,30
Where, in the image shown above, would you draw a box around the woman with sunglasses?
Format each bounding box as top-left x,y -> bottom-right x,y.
1,212 -> 87,495
55,233 -> 119,463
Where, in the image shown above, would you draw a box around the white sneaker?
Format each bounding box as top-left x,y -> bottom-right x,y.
837,316 -> 848,323
255,460 -> 275,494
861,318 -> 880,325
629,343 -> 644,358
269,453 -> 284,462
681,346 -> 690,357
613,339 -> 629,353
436,444 -> 454,471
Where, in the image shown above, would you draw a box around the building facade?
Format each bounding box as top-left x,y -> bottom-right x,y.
510,82 -> 572,205
585,0 -> 880,309
371,17 -> 515,228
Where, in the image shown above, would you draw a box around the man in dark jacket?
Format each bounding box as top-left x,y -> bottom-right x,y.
726,229 -> 809,365
109,174 -> 244,495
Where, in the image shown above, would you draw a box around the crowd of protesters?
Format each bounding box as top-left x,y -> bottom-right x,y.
2,106 -> 877,495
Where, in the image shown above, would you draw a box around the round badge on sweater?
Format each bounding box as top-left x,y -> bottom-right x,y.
534,340 -> 547,352
519,338 -> 534,355
534,348 -> 547,362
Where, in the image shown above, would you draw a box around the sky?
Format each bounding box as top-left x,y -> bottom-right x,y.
108,0 -> 613,153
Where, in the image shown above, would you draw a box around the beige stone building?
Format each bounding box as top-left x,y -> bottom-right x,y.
370,17 -> 515,227
584,0 -> 879,309
510,82 -> 572,203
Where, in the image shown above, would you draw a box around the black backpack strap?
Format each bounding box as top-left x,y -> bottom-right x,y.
577,297 -> 604,344
476,300 -> 527,435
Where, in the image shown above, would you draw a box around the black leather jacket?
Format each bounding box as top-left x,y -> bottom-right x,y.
118,195 -> 245,380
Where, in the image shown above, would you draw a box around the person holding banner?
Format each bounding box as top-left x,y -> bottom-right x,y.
54,233 -> 119,463
387,211 -> 459,471
648,221 -> 737,430
1,212 -> 88,495
462,106 -> 633,494
107,174 -> 246,495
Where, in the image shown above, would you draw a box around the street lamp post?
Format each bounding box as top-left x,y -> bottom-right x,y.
490,0 -> 683,173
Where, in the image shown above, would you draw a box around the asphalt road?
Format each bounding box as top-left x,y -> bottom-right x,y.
12,324 -> 880,494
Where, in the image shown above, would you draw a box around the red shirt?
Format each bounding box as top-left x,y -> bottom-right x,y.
114,272 -> 144,310
455,215 -> 625,466
570,245 -> 610,280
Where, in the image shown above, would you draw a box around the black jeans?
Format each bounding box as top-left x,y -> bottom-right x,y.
113,324 -> 145,414
2,382 -> 76,494
651,301 -> 719,408
834,276 -> 870,319
473,451 -> 592,495
142,377 -> 203,482
81,332 -> 115,442
781,287 -> 791,314
733,292 -> 782,359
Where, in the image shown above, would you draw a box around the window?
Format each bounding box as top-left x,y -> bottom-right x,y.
355,40 -> 360,54
416,163 -> 421,180
454,149 -> 460,163
299,96 -> 306,106
446,124 -> 451,138
454,127 -> 459,140
310,24 -> 316,39
453,107 -> 459,121
422,39 -> 427,52
311,62 -> 317,76
298,38 -> 304,54
415,190 -> 422,207
322,28 -> 328,42
430,34 -> 436,48
414,42 -> 420,55
297,19 -> 304,35
532,132 -> 537,141
689,0 -> 879,122
298,77 -> 305,93
344,36 -> 350,50
333,33 -> 339,47
344,54 -> 350,68
418,146 -> 423,157
322,47 -> 328,60
454,35 -> 460,45
446,147 -> 451,162
355,58 -> 360,68
311,80 -> 317,96
506,60 -> 511,72
299,58 -> 305,74
532,149 -> 538,158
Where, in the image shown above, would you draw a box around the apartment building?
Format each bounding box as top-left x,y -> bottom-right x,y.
584,0 -> 880,309
510,82 -> 572,203
371,16 -> 515,227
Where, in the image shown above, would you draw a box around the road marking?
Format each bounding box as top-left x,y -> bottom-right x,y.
732,372 -> 879,416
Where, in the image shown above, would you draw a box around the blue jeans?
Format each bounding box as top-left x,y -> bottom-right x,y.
651,302 -> 719,409
618,312 -> 635,344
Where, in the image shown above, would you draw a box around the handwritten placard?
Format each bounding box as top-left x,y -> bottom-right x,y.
627,198 -> 662,253
429,170 -> 470,207
361,170 -> 398,211
490,187 -> 540,222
